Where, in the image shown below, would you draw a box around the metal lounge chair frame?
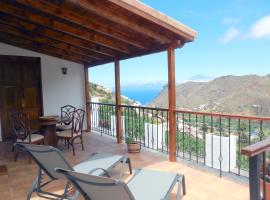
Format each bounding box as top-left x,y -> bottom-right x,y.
56,168 -> 186,200
15,143 -> 132,200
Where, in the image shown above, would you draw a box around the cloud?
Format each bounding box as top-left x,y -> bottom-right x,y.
222,17 -> 241,26
219,14 -> 270,44
219,27 -> 241,44
249,15 -> 270,39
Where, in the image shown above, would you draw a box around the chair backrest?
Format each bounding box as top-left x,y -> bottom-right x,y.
10,112 -> 29,141
71,109 -> 85,136
61,105 -> 76,125
15,143 -> 73,179
56,168 -> 135,200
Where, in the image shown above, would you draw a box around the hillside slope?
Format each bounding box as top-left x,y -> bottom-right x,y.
89,82 -> 139,105
148,75 -> 270,116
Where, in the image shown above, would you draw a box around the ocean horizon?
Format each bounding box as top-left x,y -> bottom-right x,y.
121,89 -> 161,105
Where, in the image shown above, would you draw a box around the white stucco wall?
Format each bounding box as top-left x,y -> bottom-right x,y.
205,133 -> 237,172
0,42 -> 86,129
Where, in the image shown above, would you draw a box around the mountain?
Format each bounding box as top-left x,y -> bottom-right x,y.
148,75 -> 270,116
187,74 -> 213,82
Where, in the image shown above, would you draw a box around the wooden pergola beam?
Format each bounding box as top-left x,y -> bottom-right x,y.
14,0 -> 149,50
89,42 -> 181,68
0,14 -> 116,59
168,45 -> 176,162
66,0 -> 171,44
0,1 -> 131,54
0,23 -> 98,62
115,59 -> 122,144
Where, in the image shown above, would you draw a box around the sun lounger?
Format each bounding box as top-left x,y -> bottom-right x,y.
56,168 -> 186,200
15,143 -> 132,200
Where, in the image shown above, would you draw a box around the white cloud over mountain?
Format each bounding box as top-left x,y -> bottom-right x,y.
219,15 -> 270,44
249,15 -> 270,39
222,17 -> 241,26
219,27 -> 241,44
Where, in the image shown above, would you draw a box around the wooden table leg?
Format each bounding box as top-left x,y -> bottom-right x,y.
40,124 -> 57,147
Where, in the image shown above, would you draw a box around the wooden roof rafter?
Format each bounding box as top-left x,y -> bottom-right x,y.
11,0 -> 150,50
0,23 -> 99,62
0,32 -> 90,64
0,0 -> 197,67
0,13 -> 117,59
0,1 -> 132,54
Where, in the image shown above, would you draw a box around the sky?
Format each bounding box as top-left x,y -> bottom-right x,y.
89,0 -> 270,88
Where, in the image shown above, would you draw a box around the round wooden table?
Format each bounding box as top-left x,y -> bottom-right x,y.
39,116 -> 69,147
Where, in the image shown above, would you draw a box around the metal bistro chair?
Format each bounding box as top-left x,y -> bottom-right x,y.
57,109 -> 85,155
57,105 -> 76,131
10,112 -> 44,161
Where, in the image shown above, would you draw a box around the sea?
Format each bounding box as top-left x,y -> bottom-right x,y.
121,89 -> 161,105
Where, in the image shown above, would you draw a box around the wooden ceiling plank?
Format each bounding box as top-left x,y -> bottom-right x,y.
0,34 -> 86,64
0,1 -> 130,54
14,0 -> 149,50
0,32 -> 91,64
0,13 -> 116,59
0,23 -> 98,62
65,0 -> 171,44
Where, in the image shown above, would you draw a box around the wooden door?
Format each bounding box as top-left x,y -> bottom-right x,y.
0,55 -> 42,141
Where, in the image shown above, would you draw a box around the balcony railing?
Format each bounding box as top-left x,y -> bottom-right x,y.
242,138 -> 270,200
89,102 -> 270,177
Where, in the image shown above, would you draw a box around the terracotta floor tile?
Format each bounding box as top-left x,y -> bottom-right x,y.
0,132 -> 249,200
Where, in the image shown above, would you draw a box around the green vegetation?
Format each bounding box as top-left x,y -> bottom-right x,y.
93,91 -> 270,173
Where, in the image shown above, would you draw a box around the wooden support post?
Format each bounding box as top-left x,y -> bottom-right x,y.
168,46 -> 176,162
115,59 -> 122,143
249,155 -> 261,200
84,66 -> 91,132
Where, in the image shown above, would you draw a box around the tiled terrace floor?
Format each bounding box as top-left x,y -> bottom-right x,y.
0,132 -> 249,200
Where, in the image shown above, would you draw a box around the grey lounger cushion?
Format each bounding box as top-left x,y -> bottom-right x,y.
128,169 -> 180,200
74,153 -> 126,176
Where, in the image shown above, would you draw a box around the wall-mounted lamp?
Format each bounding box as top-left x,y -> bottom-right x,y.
62,67 -> 67,75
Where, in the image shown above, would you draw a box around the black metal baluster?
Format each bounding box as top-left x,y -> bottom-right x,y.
248,120 -> 251,145
238,118 -> 241,176
182,113 -> 185,159
106,105 -> 109,135
147,109 -> 150,148
189,113 -> 191,161
96,103 -> 98,131
203,115 -> 206,165
219,116 -> 222,177
196,114 -> 198,163
228,118 -> 231,173
112,105 -> 115,137
211,116 -> 213,168
166,110 -> 169,153
161,110 -> 164,152
124,107 -> 127,139
143,108 -> 146,147
128,107 -> 130,138
176,112 -> 179,156
100,104 -> 103,135
260,120 -> 263,141
139,108 -> 141,147
151,109 -> 154,149
157,110 -> 159,151
132,108 -> 134,139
